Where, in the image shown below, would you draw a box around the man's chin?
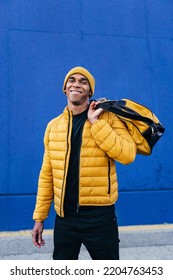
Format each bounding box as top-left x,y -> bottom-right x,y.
71,100 -> 81,106
69,96 -> 89,106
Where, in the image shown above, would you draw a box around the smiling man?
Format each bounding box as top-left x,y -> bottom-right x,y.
32,66 -> 136,260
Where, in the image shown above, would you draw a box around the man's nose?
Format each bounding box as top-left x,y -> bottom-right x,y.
73,81 -> 80,87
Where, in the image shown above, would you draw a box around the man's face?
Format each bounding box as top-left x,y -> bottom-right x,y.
64,73 -> 91,106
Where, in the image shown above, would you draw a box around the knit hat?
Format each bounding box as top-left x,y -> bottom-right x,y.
62,66 -> 95,96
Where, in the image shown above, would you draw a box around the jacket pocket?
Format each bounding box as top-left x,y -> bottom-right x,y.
108,159 -> 111,194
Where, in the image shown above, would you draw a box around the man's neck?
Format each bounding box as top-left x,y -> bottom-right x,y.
67,102 -> 89,115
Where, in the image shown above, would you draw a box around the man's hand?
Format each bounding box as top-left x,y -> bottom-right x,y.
31,221 -> 45,248
88,101 -> 103,124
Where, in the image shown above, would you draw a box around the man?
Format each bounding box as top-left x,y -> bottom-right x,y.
32,66 -> 136,260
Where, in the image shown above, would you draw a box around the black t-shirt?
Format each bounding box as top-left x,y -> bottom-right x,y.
64,109 -> 88,212
64,108 -> 115,217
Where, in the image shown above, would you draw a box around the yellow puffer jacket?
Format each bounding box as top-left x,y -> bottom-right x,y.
33,106 -> 136,221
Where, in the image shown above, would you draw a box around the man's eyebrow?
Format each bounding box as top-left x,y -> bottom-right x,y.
81,77 -> 87,80
68,76 -> 88,82
80,77 -> 88,81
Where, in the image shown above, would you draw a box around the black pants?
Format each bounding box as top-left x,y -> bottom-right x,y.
53,207 -> 119,260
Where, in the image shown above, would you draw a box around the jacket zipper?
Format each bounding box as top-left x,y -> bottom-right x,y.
60,110 -> 72,217
76,118 -> 88,213
76,154 -> 80,213
76,123 -> 85,213
108,158 -> 111,194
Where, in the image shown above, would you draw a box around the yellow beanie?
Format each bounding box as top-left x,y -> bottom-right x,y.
62,66 -> 95,96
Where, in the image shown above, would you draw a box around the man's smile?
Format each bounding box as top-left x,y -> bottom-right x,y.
70,90 -> 82,94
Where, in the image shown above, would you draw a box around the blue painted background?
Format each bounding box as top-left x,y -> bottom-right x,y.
0,0 -> 172,231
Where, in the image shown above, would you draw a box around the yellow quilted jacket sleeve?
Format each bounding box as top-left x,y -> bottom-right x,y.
90,111 -> 136,164
33,123 -> 54,221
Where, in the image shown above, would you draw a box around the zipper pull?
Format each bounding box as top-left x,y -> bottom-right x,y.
76,203 -> 80,213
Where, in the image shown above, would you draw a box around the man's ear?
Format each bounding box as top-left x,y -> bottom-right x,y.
88,88 -> 92,97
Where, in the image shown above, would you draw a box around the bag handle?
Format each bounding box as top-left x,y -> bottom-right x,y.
97,101 -> 155,125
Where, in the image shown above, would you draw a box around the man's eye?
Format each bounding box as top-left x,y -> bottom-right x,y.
81,80 -> 87,85
68,78 -> 74,83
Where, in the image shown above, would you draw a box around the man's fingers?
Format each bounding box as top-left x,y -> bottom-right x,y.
38,233 -> 45,246
90,100 -> 101,109
31,232 -> 45,248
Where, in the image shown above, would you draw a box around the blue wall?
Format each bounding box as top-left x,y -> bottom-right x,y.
0,0 -> 172,231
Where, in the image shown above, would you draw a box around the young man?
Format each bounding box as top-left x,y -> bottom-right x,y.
32,66 -> 136,260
